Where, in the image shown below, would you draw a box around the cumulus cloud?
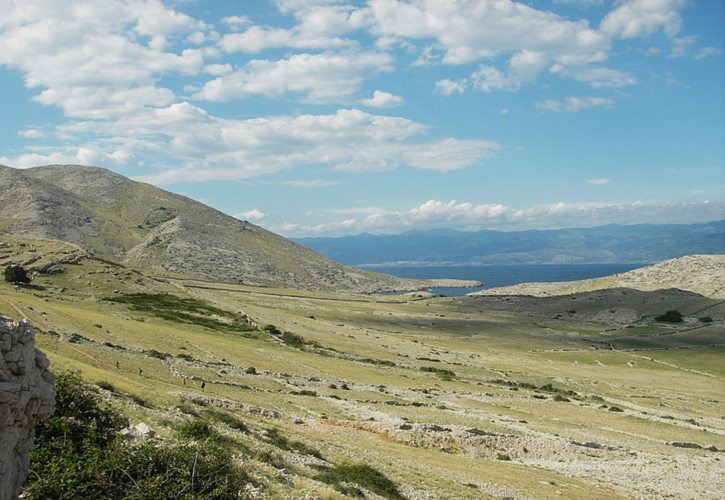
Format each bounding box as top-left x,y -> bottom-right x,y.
435,79 -> 467,95
0,0 -> 206,120
360,90 -> 404,108
536,96 -> 614,112
277,199 -> 725,236
46,105 -> 499,184
600,0 -> 685,39
235,209 -> 268,221
195,51 -> 393,103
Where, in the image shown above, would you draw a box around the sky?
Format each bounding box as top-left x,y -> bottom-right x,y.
0,0 -> 723,237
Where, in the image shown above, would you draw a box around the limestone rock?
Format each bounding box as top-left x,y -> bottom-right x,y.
0,316 -> 55,500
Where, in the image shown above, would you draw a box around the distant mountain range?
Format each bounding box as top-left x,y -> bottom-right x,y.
0,164 -> 419,292
294,221 -> 725,266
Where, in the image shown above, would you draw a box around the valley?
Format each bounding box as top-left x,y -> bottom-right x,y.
2,236 -> 723,498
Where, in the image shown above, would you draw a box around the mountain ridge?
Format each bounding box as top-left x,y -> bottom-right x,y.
0,164 -> 424,292
294,220 -> 725,266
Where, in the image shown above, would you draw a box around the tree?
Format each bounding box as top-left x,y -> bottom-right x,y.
4,265 -> 31,284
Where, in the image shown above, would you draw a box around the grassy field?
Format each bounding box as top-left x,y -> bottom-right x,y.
1,238 -> 723,498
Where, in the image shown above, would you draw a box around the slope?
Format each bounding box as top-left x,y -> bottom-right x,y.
0,164 -> 417,292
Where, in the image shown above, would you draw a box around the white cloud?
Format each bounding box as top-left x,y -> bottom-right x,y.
235,209 -> 268,221
46,105 -> 498,183
600,0 -> 685,39
276,199 -> 725,236
195,52 -> 393,103
219,3 -> 367,54
556,66 -> 638,88
669,35 -> 695,58
17,129 -> 46,139
221,15 -> 251,28
586,178 -> 610,185
435,79 -> 467,95
359,90 -> 404,108
537,96 -> 614,112
695,47 -> 724,60
0,0 -> 207,120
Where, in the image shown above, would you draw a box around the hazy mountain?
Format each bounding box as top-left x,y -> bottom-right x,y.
294,221 -> 725,266
0,164 -> 420,292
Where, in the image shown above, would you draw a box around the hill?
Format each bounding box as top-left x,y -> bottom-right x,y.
294,221 -> 725,266
471,254 -> 725,299
0,164 -> 423,292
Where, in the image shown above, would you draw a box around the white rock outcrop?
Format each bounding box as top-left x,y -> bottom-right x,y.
0,316 -> 55,500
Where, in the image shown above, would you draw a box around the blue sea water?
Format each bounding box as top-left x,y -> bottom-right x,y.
363,263 -> 645,296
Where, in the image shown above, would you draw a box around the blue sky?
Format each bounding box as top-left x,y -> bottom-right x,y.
1,0 -> 723,236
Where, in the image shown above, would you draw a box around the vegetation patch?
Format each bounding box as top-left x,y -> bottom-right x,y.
103,293 -> 255,332
26,372 -> 250,499
490,379 -> 577,396
314,464 -> 405,499
420,366 -> 455,379
264,428 -> 323,459
655,310 -> 683,323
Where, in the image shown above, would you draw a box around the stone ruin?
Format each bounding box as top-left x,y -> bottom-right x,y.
0,316 -> 55,500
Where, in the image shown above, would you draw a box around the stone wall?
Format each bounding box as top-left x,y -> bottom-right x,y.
0,316 -> 55,500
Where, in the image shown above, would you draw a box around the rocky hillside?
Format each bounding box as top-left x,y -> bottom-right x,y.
472,254 -> 725,299
0,164 -> 419,292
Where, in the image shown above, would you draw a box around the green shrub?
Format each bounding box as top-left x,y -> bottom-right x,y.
4,265 -> 31,284
314,464 -> 404,499
655,310 -> 683,323
262,324 -> 281,335
420,366 -> 455,379
608,406 -> 624,412
281,331 -> 306,347
25,372 -> 250,498
245,366 -> 257,375
553,395 -> 570,402
264,428 -> 323,459
177,419 -> 218,441
205,409 -> 249,433
96,381 -> 117,393
496,453 -> 511,461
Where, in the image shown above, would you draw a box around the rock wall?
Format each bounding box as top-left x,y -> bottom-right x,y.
0,316 -> 55,500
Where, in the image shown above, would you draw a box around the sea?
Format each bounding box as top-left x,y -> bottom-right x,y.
363,263 -> 645,296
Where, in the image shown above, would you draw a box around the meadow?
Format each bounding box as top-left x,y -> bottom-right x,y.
1,238 -> 723,498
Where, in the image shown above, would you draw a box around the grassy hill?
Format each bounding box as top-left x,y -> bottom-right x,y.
0,164 -> 422,293
2,236 -> 724,498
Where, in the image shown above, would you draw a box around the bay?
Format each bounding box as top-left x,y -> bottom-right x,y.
364,263 -> 646,296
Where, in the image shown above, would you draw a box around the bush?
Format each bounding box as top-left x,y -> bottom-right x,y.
264,428 -> 323,459
281,331 -> 305,347
314,464 -> 404,499
4,265 -> 31,284
25,371 -> 250,498
177,419 -> 219,441
655,310 -> 683,323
